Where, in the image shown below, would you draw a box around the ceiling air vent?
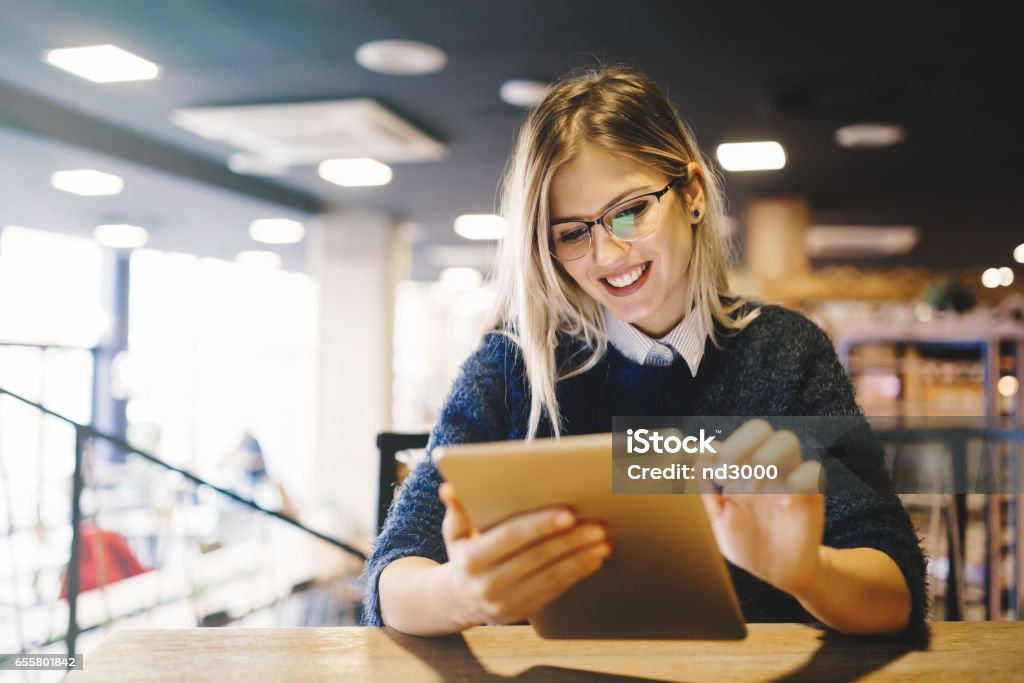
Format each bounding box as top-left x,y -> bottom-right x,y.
170,98 -> 445,166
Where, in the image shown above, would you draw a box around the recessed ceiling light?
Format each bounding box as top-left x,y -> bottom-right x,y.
43,44 -> 160,83
318,158 -> 393,187
355,39 -> 447,75
439,267 -> 483,291
51,169 -> 124,196
999,267 -> 1014,287
715,141 -> 786,171
94,224 -> 148,249
248,219 -> 305,245
500,79 -> 551,108
835,123 -> 906,149
228,153 -> 288,177
981,268 -> 1001,289
237,250 -> 282,269
1014,243 -> 1024,264
454,214 -> 507,240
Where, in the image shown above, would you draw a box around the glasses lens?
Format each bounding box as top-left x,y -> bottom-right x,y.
607,195 -> 660,239
552,223 -> 590,261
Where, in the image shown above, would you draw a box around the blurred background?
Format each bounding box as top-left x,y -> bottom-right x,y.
0,0 -> 1021,676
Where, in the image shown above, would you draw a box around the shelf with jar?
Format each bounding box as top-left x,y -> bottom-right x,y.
819,303 -> 1023,621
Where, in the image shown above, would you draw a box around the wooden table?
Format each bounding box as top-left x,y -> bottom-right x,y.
67,623 -> 1024,682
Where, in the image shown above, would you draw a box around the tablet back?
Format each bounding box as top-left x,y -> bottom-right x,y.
434,433 -> 746,640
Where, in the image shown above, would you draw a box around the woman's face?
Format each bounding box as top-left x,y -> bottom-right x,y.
549,143 -> 704,338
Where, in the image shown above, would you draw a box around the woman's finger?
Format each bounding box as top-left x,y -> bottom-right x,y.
750,429 -> 802,471
785,459 -> 826,494
717,419 -> 774,468
482,523 -> 607,591
439,483 -> 472,542
742,430 -> 802,493
505,542 -> 610,618
459,506 -> 576,574
700,491 -> 725,521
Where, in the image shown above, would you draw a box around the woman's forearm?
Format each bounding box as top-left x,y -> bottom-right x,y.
790,546 -> 912,635
380,547 -> 912,637
378,556 -> 476,636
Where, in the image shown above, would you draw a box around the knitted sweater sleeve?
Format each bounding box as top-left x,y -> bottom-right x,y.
792,318 -> 929,637
361,333 -> 520,626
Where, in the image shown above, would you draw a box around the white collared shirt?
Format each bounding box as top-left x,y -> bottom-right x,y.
604,307 -> 708,376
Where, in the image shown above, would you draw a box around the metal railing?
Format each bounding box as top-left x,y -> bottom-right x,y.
0,385 -> 366,666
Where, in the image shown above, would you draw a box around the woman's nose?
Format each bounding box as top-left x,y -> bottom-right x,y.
591,224 -> 629,266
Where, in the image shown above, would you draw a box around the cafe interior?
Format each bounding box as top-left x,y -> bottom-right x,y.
0,1 -> 1021,680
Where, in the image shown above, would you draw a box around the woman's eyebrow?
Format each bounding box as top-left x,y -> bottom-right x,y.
551,184 -> 655,223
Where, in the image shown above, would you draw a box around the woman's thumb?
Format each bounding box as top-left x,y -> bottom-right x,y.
439,483 -> 472,541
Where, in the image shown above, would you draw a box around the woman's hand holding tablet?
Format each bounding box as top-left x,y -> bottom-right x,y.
700,419 -> 826,596
438,483 -> 611,626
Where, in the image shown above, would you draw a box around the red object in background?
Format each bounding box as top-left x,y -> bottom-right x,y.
60,521 -> 149,599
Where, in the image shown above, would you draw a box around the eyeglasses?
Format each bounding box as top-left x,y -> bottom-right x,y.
549,174 -> 686,262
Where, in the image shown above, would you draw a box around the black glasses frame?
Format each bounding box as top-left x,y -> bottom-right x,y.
549,173 -> 687,262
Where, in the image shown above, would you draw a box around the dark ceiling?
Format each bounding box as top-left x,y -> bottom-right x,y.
0,1 -> 1019,275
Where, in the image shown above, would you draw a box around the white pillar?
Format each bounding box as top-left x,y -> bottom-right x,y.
308,210 -> 407,546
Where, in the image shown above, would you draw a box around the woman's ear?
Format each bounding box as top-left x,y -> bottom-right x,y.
681,161 -> 706,224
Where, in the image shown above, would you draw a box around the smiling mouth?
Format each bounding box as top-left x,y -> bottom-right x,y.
600,261 -> 651,297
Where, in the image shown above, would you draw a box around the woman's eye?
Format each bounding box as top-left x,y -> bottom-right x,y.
558,225 -> 589,243
613,199 -> 647,223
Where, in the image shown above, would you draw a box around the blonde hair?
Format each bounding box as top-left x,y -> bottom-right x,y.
487,65 -> 758,438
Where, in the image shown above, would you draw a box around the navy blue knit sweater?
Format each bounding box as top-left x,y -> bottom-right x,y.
363,304 -> 928,635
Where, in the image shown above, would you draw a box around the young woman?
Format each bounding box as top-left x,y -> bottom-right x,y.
364,66 -> 926,637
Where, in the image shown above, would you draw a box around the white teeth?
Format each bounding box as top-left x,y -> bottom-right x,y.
605,262 -> 647,288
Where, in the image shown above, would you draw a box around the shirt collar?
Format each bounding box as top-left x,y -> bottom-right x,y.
604,307 -> 708,377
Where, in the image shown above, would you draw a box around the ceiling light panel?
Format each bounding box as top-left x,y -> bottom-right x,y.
835,123 -> 906,148
318,158 -> 392,187
454,214 -> 507,240
355,40 -> 447,75
51,169 -> 124,196
716,141 -> 786,171
805,226 -> 919,258
172,98 -> 446,166
500,79 -> 551,108
43,44 -> 160,83
248,219 -> 305,244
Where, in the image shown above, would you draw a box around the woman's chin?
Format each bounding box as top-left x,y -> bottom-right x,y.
605,298 -> 656,325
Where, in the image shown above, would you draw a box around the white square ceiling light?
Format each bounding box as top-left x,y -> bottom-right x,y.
716,141 -> 786,171
51,169 -> 124,196
248,219 -> 305,244
43,45 -> 160,83
318,158 -> 393,187
171,98 -> 446,166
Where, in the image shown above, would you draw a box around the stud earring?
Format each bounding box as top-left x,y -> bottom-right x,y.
692,209 -> 701,219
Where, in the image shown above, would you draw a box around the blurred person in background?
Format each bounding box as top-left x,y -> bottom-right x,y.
220,430 -> 297,519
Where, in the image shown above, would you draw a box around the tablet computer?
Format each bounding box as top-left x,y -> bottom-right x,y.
433,432 -> 746,640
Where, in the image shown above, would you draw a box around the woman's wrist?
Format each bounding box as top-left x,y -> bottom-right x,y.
782,544 -> 829,604
380,557 -> 481,636
784,545 -> 913,635
436,560 -> 483,632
